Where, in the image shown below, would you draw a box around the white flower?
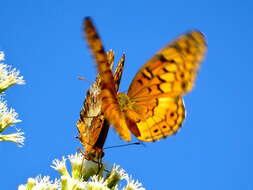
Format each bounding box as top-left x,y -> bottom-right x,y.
81,159 -> 101,180
17,185 -> 26,190
0,51 -> 5,62
68,152 -> 84,164
61,175 -> 87,190
86,175 -> 110,190
18,175 -> 60,190
0,131 -> 25,147
0,63 -> 25,92
0,100 -> 21,132
19,153 -> 146,190
51,157 -> 70,177
106,164 -> 127,189
111,164 -> 127,180
123,176 -> 145,190
68,152 -> 84,179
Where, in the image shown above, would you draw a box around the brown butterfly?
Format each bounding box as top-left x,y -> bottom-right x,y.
84,17 -> 207,142
77,50 -> 125,161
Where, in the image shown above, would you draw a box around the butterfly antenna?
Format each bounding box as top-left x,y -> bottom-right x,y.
77,147 -> 86,155
139,141 -> 146,147
78,76 -> 92,84
104,142 -> 143,149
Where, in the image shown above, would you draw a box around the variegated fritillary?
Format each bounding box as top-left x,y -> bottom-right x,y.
77,49 -> 125,161
84,17 -> 207,142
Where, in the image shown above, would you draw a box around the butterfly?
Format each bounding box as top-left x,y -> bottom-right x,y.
77,50 -> 125,161
84,17 -> 207,142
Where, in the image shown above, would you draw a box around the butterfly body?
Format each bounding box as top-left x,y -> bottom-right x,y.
117,93 -> 135,111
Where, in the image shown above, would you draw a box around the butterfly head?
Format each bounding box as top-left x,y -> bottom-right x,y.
85,148 -> 105,161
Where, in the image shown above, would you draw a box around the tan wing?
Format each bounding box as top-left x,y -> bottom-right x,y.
84,17 -> 131,141
77,78 -> 104,159
122,31 -> 206,142
127,31 -> 207,100
77,51 -> 125,160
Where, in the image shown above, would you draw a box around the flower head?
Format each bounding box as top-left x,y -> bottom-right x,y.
0,131 -> 25,147
123,176 -> 145,190
106,164 -> 127,189
0,100 -> 21,132
51,157 -> 70,177
18,175 -> 60,190
19,152 -> 146,190
81,159 -> 102,181
61,175 -> 87,190
68,152 -> 84,179
0,53 -> 25,92
86,175 -> 110,190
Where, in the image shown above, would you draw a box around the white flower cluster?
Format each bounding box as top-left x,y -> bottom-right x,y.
0,51 -> 24,92
18,153 -> 145,190
0,51 -> 25,146
18,176 -> 60,190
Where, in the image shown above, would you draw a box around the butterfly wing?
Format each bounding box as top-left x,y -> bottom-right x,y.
125,31 -> 206,142
84,17 -> 131,141
77,51 -> 125,159
77,18 -> 126,159
129,96 -> 185,142
128,31 -> 206,99
77,79 -> 104,159
92,55 -> 125,150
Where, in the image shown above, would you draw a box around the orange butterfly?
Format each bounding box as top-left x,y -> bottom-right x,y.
77,50 -> 125,160
84,17 -> 207,142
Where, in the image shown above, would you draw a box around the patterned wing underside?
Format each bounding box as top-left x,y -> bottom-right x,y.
84,17 -> 131,141
78,18 -> 125,159
127,31 -> 206,100
77,78 -> 103,156
77,51 -> 124,159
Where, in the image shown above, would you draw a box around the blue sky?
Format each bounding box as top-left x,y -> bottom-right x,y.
0,0 -> 252,189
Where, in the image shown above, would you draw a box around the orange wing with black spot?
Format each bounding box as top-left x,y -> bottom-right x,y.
84,17 -> 131,141
125,31 -> 206,142
128,31 -> 206,98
